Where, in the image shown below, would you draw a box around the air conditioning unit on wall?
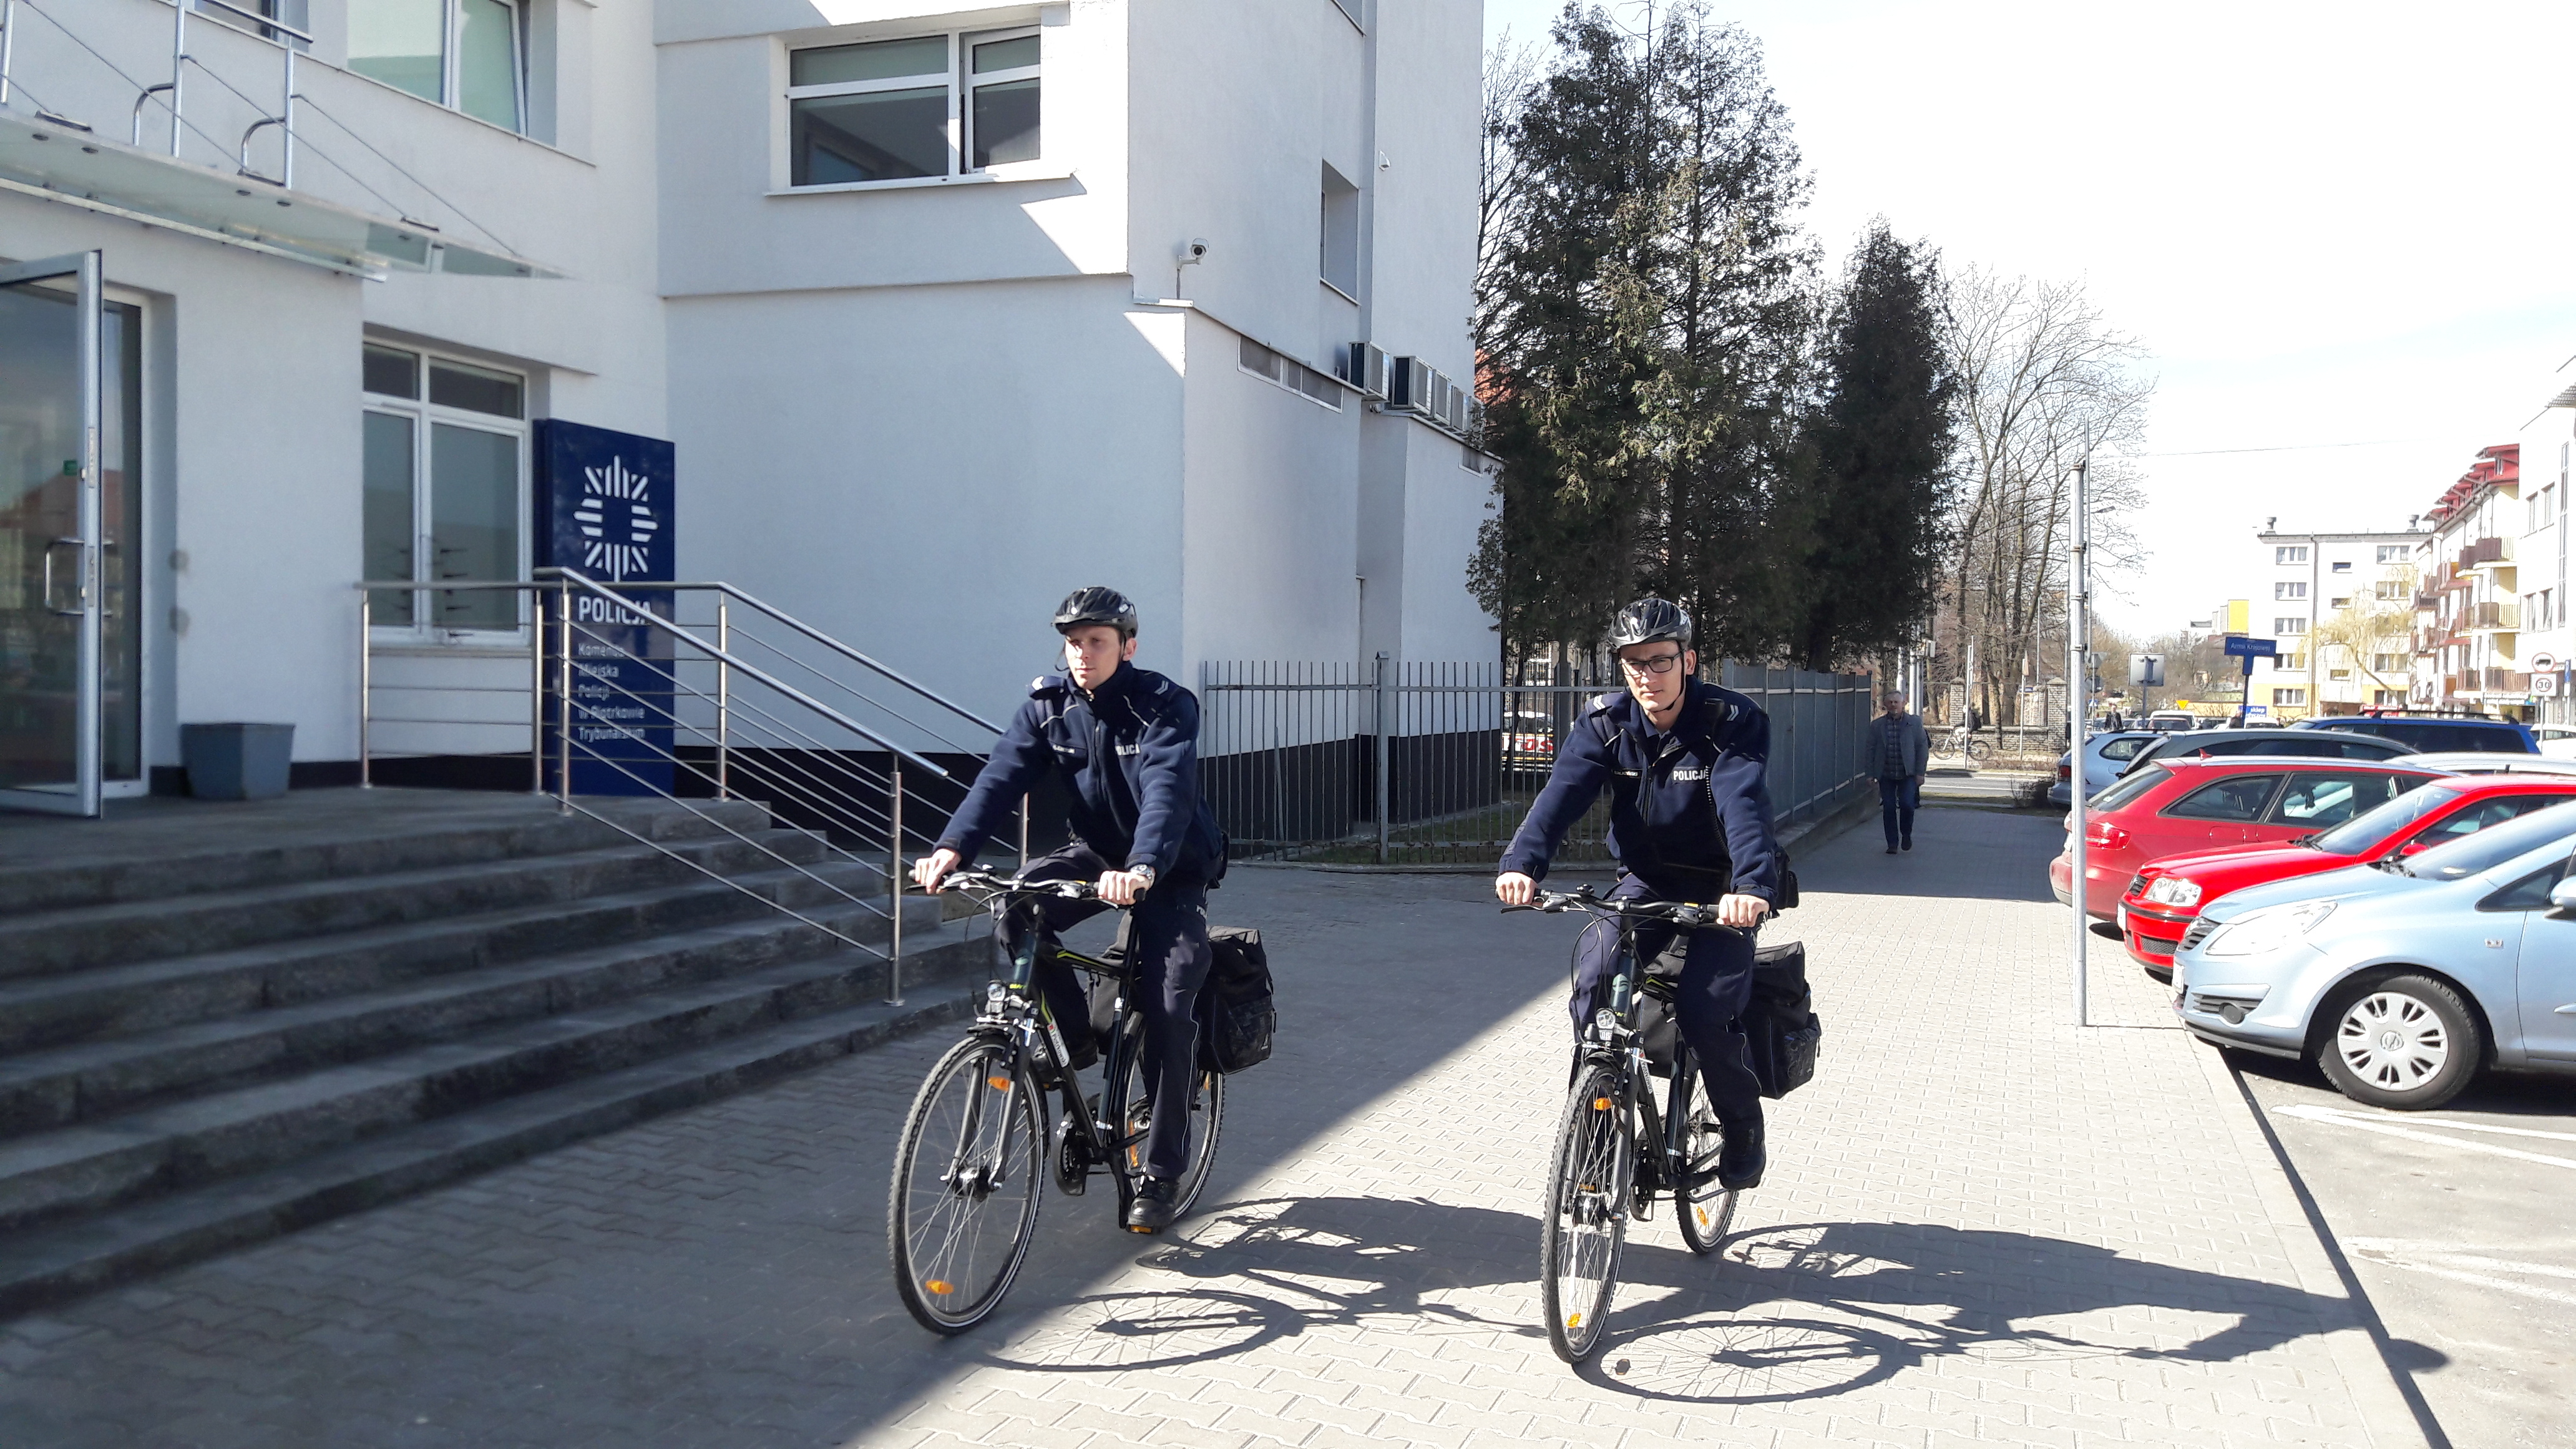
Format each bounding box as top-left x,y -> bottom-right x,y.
1340,343 -> 1388,398
1388,356 -> 1433,414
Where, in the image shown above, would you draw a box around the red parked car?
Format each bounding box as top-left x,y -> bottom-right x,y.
2048,758 -> 2449,920
2119,773 -> 2576,973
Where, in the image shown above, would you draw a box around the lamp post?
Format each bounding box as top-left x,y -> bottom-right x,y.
2067,459 -> 2091,1027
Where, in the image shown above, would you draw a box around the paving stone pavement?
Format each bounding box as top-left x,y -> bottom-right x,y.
0,805 -> 2426,1448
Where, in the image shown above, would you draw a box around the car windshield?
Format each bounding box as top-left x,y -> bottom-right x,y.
2400,799 -> 2576,879
2311,781 -> 2462,856
2089,764 -> 2169,812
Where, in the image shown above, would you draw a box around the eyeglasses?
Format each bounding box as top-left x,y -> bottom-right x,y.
1618,651 -> 1683,676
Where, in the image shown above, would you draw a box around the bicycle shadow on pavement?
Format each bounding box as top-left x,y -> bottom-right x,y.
969,1195 -> 2443,1409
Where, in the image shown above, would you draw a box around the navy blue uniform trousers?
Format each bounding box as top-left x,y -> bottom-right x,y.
1572,874 -> 1765,1130
1006,844 -> 1212,1181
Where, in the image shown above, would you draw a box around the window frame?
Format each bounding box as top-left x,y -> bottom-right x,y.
2162,773 -> 2286,822
782,26 -> 1042,192
2276,545 -> 2310,565
346,0 -> 529,135
362,343 -> 532,643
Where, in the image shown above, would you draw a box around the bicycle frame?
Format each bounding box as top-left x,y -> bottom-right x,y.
955,877 -> 1149,1192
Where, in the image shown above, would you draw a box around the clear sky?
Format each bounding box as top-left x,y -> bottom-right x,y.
1479,0 -> 2576,635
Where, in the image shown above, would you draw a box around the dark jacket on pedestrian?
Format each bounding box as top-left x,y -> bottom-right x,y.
1864,712 -> 1930,780
1500,680 -> 1781,904
935,662 -> 1226,883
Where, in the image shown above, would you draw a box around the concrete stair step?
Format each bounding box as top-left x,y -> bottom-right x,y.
0,858 -> 935,1057
0,792 -> 776,919
0,980 -> 982,1317
0,826 -> 864,982
0,922 -> 986,1235
0,884 -> 960,1136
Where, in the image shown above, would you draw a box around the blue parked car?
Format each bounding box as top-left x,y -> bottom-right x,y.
2174,801 -> 2576,1108
2293,713 -> 2535,756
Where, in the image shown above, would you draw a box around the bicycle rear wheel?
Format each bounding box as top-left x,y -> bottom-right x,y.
1672,1070 -> 1737,1256
1965,737 -> 1993,763
1116,1020 -> 1226,1221
889,1036 -> 1045,1334
1541,1061 -> 1631,1364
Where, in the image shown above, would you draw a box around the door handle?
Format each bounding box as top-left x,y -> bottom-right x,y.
2554,1004 -> 2576,1016
40,536 -> 92,617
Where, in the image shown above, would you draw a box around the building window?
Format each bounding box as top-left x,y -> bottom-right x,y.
2276,545 -> 2308,565
2374,689 -> 2403,706
1320,162 -> 1361,299
2275,581 -> 2306,600
1239,336 -> 1344,410
363,343 -> 529,635
2276,617 -> 2307,635
786,29 -> 1038,188
2330,560 -> 2351,573
2371,654 -> 2407,672
2374,579 -> 2406,600
2279,653 -> 2306,670
348,0 -> 526,133
2377,544 -> 2408,563
2274,688 -> 2308,706
2329,668 -> 2351,680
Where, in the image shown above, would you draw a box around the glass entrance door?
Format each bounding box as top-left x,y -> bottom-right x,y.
0,253 -> 104,817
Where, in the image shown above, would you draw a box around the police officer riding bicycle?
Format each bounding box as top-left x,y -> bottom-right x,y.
1496,597 -> 1777,1192
912,587 -> 1226,1233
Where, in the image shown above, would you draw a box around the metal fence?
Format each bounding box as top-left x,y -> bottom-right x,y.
1201,657 -> 1876,865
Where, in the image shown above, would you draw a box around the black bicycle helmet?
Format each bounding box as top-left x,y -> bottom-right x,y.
1053,585 -> 1138,638
1609,597 -> 1691,650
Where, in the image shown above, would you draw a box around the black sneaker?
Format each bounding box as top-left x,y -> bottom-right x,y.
1715,1122 -> 1766,1191
1125,1176 -> 1179,1233
1901,836 -> 1913,852
1884,846 -> 1898,855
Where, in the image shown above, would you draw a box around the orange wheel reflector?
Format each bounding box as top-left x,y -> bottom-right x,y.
1566,1312 -> 1583,1329
1696,1209 -> 1712,1226
924,1279 -> 955,1295
1592,1096 -> 1613,1111
987,1076 -> 1012,1090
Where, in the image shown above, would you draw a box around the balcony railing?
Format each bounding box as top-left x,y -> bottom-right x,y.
2467,600 -> 2522,631
2461,536 -> 2514,569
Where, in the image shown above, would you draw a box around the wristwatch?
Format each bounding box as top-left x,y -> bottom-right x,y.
1126,864 -> 1158,890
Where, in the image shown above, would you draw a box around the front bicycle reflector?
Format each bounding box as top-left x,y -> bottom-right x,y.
1594,1008 -> 1617,1038
924,1279 -> 954,1296
987,1075 -> 1012,1091
1592,1097 -> 1613,1111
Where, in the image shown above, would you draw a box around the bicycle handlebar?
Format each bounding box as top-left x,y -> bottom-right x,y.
1501,883 -> 1742,935
934,868 -> 1108,904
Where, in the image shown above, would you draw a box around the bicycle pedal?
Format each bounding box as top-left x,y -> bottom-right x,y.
1126,1223 -> 1161,1235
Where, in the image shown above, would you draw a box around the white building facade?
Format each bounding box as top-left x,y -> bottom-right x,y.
2242,525 -> 2424,723
0,0 -> 1490,810
2514,381 -> 2576,725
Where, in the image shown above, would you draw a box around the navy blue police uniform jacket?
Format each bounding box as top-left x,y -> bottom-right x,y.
935,663 -> 1226,883
1499,680 -> 1782,904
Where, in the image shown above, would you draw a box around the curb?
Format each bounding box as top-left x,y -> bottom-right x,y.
2188,1037 -> 2448,1449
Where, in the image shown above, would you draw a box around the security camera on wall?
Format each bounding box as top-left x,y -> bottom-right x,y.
1178,239 -> 1209,263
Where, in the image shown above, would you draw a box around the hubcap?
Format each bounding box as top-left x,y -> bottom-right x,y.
2338,992 -> 2449,1091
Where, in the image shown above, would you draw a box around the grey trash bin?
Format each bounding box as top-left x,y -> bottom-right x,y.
182,723 -> 295,801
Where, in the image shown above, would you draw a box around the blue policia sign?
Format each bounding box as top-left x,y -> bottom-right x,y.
534,421 -> 678,797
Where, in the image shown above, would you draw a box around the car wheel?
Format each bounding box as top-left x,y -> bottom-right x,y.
2315,973 -> 2482,1110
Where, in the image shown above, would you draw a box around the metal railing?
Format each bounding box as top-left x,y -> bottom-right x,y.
1199,658 -> 1875,865
354,570 -> 1015,998
2,0 -> 306,182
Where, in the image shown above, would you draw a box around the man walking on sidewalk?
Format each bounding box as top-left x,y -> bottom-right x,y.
1866,690 -> 1929,854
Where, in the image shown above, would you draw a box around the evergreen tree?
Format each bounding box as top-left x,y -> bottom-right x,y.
1784,223 -> 1959,671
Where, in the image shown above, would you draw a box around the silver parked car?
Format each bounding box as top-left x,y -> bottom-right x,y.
2173,801 -> 2576,1109
2048,729 -> 2160,806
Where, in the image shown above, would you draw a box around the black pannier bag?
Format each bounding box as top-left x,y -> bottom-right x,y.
1090,923 -> 1275,1075
1742,940 -> 1820,1098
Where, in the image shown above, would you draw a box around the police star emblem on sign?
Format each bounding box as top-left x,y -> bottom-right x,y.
572,456 -> 661,580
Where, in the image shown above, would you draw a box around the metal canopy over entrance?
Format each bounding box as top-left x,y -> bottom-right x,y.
0,250 -> 100,817
0,111 -> 554,279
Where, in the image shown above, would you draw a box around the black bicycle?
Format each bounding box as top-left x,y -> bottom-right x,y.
1507,885 -> 1745,1364
889,869 -> 1225,1335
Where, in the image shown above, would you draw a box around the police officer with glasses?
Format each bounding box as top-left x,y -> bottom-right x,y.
1496,598 -> 1780,1190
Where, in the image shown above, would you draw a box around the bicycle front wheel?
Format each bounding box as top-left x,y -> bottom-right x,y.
1117,1027 -> 1226,1222
889,1036 -> 1045,1334
1540,1062 -> 1631,1364
1965,737 -> 1993,763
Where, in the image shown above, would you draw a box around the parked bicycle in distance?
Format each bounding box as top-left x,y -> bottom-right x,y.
1506,884 -> 1745,1364
888,869 -> 1224,1335
1941,724 -> 1993,763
